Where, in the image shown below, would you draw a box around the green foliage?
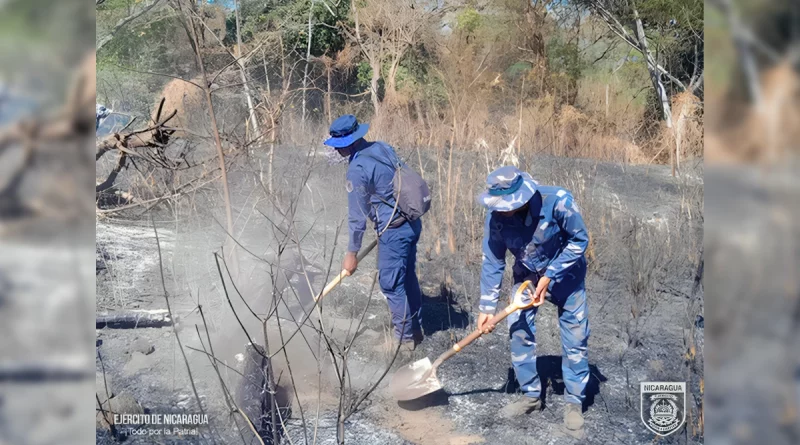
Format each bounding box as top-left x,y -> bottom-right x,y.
98,12 -> 179,72
356,61 -> 372,91
638,0 -> 703,31
617,57 -> 649,87
391,64 -> 412,89
456,7 -> 481,34
236,0 -> 350,57
394,49 -> 431,92
547,34 -> 583,82
418,72 -> 448,110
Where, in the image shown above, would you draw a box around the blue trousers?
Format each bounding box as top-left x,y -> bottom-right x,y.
507,259 -> 590,405
377,219 -> 423,341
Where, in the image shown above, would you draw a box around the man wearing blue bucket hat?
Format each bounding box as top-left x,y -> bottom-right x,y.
324,114 -> 424,351
476,165 -> 590,433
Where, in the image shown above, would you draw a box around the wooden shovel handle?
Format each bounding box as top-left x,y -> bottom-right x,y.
433,281 -> 534,367
315,239 -> 378,302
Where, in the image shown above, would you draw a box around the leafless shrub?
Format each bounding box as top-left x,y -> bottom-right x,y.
620,217 -> 666,348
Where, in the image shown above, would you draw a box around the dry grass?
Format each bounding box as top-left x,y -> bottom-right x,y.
643,92 -> 704,167
360,90 -> 691,169
706,60 -> 800,164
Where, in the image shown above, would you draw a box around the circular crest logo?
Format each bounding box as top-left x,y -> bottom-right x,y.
640,382 -> 686,436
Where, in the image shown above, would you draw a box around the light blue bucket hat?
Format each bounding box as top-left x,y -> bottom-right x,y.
478,166 -> 538,212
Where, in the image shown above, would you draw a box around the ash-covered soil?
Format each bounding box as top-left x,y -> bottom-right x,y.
96,146 -> 703,444
1,237 -> 95,445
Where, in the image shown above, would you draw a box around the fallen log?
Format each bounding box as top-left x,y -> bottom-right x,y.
0,359 -> 93,383
96,309 -> 175,329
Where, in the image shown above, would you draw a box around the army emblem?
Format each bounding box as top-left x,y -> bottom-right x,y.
640,382 -> 686,436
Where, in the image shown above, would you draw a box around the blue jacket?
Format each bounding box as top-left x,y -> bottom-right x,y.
479,185 -> 589,313
346,141 -> 402,252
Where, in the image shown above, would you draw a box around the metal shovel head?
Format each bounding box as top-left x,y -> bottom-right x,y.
389,357 -> 443,401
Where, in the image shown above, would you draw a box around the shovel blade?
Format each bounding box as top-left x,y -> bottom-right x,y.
389,357 -> 443,401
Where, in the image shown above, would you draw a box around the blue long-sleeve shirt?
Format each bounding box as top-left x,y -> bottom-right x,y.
345,141 -> 402,252
479,185 -> 589,313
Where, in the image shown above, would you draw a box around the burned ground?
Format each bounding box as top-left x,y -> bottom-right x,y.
95,146 -> 703,445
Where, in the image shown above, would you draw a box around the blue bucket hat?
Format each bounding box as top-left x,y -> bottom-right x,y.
477,166 -> 538,212
324,114 -> 370,148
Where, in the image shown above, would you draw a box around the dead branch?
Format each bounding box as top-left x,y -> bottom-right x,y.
94,100 -> 192,207
95,172 -> 220,215
95,151 -> 128,193
0,52 -> 96,215
95,101 -> 177,162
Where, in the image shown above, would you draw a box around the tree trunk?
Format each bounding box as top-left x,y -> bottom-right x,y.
235,0 -> 259,143
385,57 -> 401,105
302,0 -> 315,124
717,0 -> 762,108
632,6 -> 674,174
236,343 -> 276,444
326,63 -> 332,123
370,56 -> 381,117
181,0 -> 235,246
446,114 -> 456,254
268,113 -> 276,194
675,117 -> 682,174
633,7 -> 672,129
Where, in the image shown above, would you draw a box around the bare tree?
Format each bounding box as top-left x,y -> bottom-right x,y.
302,0 -> 316,124
708,0 -> 782,110
582,0 -> 703,175
235,0 -> 261,140
339,1 -> 439,116
256,33 -> 303,195
0,51 -> 94,216
585,1 -> 671,127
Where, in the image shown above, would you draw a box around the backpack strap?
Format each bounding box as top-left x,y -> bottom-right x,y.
357,143 -> 405,235
359,142 -> 401,169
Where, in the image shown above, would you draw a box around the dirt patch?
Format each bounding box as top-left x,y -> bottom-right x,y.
377,404 -> 485,445
156,77 -> 207,137
123,351 -> 156,376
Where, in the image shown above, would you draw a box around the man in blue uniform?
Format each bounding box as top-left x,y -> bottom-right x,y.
476,166 -> 590,432
324,114 -> 424,351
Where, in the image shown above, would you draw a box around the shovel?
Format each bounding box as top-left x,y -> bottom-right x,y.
315,239 -> 378,302
389,279 -> 544,401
